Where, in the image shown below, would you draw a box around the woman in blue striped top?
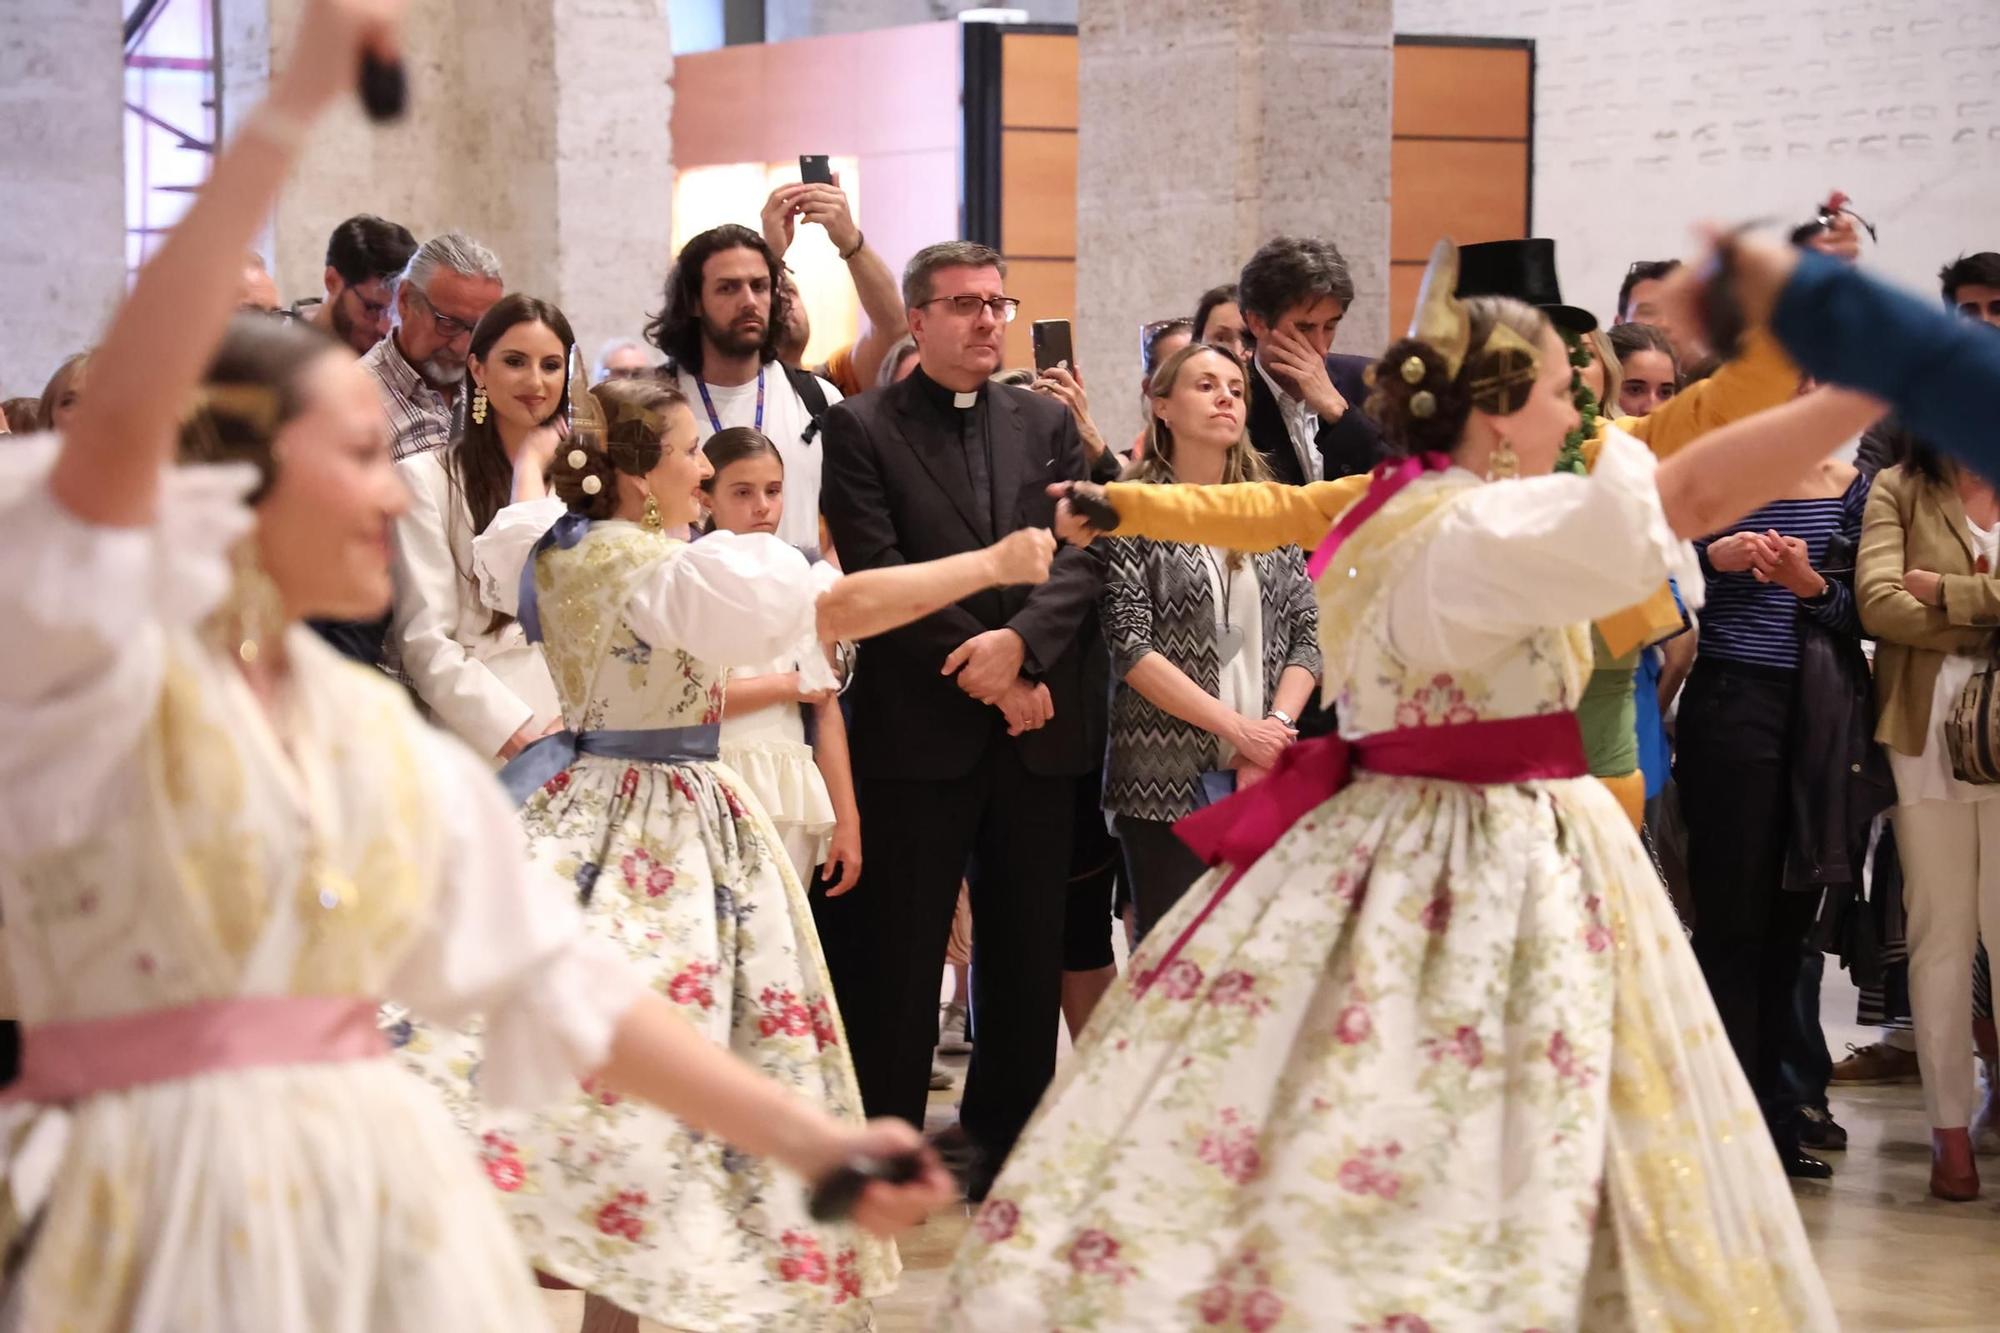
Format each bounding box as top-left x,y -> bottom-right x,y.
1676,446 -> 1872,1179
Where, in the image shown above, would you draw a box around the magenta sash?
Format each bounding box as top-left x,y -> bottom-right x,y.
1148,450 -> 1584,985
6,996 -> 387,1103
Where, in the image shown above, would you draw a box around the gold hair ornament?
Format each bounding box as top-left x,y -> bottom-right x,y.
581,474 -> 603,495
1407,237 -> 1542,407
1399,355 -> 1427,386
566,448 -> 588,469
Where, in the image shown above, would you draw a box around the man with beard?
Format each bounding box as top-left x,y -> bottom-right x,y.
362,230 -> 504,462
649,224 -> 841,550
308,213 -> 417,355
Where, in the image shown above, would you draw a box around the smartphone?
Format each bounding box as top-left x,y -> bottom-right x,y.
1032,319 -> 1074,374
799,154 -> 833,186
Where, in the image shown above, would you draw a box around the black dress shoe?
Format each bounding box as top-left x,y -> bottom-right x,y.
1781,1149 -> 1834,1180
1798,1106 -> 1848,1152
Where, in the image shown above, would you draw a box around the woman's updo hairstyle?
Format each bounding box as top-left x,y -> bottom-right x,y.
553,376 -> 687,519
1366,295 -> 1549,459
177,314 -> 341,502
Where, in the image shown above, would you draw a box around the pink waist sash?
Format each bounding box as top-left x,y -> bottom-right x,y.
7,995 -> 387,1103
1146,712 -> 1589,985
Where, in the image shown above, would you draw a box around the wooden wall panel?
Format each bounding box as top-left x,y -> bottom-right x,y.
1000,130 -> 1079,257
1389,40 -> 1533,331
1004,258 -> 1074,369
672,22 -> 962,167
1001,32 -> 1079,129
1389,139 -> 1530,258
1392,44 -> 1532,140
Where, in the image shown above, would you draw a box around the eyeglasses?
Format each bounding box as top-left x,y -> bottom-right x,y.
406,283 -> 478,341
918,294 -> 1021,323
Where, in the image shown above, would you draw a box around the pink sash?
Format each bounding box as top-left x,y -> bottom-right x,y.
1304,450 -> 1453,581
7,996 -> 387,1103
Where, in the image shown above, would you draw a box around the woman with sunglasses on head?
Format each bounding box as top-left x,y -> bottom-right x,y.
0,5 -> 965,1329
938,238 -> 1878,1331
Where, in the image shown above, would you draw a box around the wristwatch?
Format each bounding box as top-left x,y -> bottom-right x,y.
1268,708 -> 1296,728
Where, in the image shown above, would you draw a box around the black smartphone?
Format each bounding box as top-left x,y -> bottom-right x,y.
1032,319 -> 1073,373
799,154 -> 833,186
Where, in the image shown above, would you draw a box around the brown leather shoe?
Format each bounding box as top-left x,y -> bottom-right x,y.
1931,1128 -> 1980,1202
1831,1041 -> 1921,1085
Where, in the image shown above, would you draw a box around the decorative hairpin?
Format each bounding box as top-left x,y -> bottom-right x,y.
1407,237 -> 1543,410
1410,391 -> 1437,418
567,448 -> 588,469
608,400 -> 667,438
581,474 -> 603,495
1399,355 -> 1427,386
183,384 -> 281,434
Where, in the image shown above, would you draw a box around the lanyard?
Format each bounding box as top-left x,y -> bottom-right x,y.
696,365 -> 763,434
1202,546 -> 1237,626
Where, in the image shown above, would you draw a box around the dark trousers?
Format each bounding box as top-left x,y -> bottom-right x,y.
1064,769 -> 1120,972
813,741 -> 1074,1167
1782,944 -> 1834,1115
1116,813 -> 1210,943
1677,659 -> 1820,1147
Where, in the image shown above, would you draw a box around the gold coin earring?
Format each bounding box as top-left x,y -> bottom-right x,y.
471,384 -> 488,425
641,489 -> 664,531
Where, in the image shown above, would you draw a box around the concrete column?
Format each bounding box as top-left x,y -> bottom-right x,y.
1,0 -> 126,401
1075,0 -> 1392,408
221,0 -> 673,363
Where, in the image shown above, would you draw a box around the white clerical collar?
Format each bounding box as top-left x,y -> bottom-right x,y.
954,391 -> 978,409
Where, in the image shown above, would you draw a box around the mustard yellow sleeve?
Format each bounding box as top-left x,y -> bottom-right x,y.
1102,477 -> 1367,552
1616,327 -> 1800,461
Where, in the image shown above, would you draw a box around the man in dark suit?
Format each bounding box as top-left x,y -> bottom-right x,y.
1237,235 -> 1386,485
817,241 -> 1104,1197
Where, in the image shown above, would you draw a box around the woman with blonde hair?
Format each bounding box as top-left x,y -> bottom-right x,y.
1100,342 -> 1321,939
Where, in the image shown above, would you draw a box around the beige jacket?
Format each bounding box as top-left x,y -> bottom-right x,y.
1858,463 -> 2000,755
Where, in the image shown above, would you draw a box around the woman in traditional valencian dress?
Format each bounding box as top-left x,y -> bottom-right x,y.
394,374 -> 1052,1332
0,6 -> 969,1329
939,240 -> 1882,1331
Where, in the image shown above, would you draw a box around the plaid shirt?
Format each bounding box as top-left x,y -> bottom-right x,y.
362,333 -> 461,461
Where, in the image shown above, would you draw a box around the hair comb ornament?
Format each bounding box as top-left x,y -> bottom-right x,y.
1399,355 -> 1427,386
580,474 -> 603,495
608,400 -> 668,439
184,384 -> 282,435
566,448 -> 588,469
1408,238 -> 1542,411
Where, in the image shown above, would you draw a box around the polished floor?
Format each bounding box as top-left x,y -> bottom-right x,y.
551,969 -> 2000,1332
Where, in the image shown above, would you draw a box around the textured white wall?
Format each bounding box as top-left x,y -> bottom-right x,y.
1394,0 -> 2000,324
1,0 -> 126,401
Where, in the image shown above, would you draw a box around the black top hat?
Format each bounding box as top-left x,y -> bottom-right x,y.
1454,239 -> 1598,335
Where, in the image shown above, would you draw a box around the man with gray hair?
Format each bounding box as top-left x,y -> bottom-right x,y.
1236,234 -> 1382,486
360,230 -> 504,460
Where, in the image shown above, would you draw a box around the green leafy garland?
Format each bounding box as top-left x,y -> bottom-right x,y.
1556,331 -> 1598,476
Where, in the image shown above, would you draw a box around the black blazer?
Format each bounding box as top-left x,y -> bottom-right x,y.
821,375 -> 1105,782
1247,352 -> 1386,486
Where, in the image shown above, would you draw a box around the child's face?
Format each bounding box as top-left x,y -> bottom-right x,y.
706,452 -> 786,535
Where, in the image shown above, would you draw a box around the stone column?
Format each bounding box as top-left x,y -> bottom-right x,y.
1,0 -> 126,400
1075,0 -> 1392,408
221,0 -> 673,363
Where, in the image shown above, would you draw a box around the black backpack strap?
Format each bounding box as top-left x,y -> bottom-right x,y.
783,364 -> 831,445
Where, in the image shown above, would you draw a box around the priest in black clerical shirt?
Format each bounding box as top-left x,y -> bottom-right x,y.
817,241 -> 1104,1199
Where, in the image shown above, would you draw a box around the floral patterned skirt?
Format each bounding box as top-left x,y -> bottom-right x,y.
939,773 -> 1835,1332
396,755 -> 895,1331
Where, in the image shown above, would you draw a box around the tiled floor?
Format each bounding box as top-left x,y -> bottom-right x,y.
554,970 -> 2000,1332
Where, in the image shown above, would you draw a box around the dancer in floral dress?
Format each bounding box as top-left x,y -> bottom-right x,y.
0,6 -> 959,1332
394,375 -> 1054,1332
939,240 -> 1881,1331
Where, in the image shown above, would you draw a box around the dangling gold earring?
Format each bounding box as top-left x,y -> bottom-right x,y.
471,385 -> 488,425
641,491 -> 663,531
213,539 -> 287,666
1487,439 -> 1519,481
